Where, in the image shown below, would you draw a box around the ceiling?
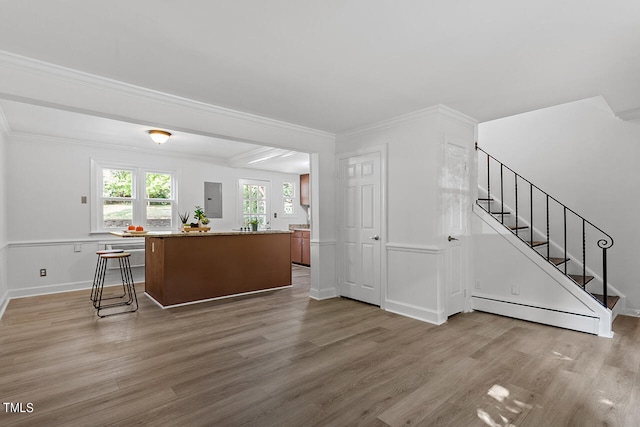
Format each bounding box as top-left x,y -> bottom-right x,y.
0,99 -> 311,174
0,1 -> 639,136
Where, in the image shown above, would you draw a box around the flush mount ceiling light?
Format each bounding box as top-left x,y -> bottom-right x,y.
147,130 -> 172,144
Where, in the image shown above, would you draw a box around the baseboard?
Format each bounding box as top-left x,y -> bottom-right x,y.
385,299 -> 446,325
471,296 -> 606,337
0,290 -> 9,319
309,287 -> 338,300
8,280 -> 94,299
622,307 -> 640,317
145,285 -> 293,309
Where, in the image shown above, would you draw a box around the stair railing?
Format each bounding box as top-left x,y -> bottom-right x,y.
476,143 -> 614,308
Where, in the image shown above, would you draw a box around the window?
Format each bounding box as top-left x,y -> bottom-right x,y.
102,168 -> 134,228
283,181 -> 295,216
240,179 -> 270,229
93,161 -> 176,231
145,172 -> 173,228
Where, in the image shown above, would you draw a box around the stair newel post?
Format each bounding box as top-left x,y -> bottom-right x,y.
529,182 -> 534,248
582,219 -> 586,287
603,247 -> 608,307
546,194 -> 550,261
563,207 -> 568,275
598,238 -> 612,308
515,175 -> 519,236
500,163 -> 504,224
486,153 -> 490,205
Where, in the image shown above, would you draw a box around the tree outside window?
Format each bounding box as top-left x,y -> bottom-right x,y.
146,172 -> 172,228
102,169 -> 134,228
94,162 -> 176,231
240,179 -> 269,228
283,182 -> 294,215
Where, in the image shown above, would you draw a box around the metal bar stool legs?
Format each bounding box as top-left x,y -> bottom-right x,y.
95,252 -> 139,318
91,249 -> 125,306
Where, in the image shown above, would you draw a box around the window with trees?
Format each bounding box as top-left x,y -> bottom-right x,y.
283,181 -> 295,215
93,161 -> 176,231
240,179 -> 270,229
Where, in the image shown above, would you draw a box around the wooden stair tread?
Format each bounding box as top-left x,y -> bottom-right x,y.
569,274 -> 594,286
509,225 -> 528,230
491,211 -> 511,215
548,257 -> 569,266
525,240 -> 548,247
477,198 -> 493,202
592,294 -> 620,310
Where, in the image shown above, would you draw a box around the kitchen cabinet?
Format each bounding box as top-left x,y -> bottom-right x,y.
291,229 -> 310,266
145,231 -> 292,306
300,174 -> 310,206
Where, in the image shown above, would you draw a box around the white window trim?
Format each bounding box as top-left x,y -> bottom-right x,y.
282,180 -> 296,217
91,159 -> 178,233
238,178 -> 271,229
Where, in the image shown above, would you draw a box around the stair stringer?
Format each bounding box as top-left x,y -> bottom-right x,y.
472,204 -> 613,337
477,184 -> 625,316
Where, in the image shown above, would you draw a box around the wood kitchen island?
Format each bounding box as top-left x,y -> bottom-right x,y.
144,230 -> 292,307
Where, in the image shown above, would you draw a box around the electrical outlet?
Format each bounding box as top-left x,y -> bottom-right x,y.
74,243 -> 82,252
274,212 -> 278,218
511,284 -> 520,295
475,280 -> 481,289
40,269 -> 47,277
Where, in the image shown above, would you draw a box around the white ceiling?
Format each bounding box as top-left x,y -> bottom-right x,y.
0,1 -> 639,135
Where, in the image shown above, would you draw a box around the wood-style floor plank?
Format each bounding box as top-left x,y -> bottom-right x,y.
1,265 -> 640,426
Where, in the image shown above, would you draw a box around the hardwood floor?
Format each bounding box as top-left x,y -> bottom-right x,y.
1,265 -> 639,426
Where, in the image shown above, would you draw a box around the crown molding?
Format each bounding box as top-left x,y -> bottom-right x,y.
338,104 -> 477,139
617,106 -> 640,123
0,50 -> 335,142
9,131 -> 231,166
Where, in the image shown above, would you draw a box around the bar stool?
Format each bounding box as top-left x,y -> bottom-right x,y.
91,249 -> 125,307
94,252 -> 139,318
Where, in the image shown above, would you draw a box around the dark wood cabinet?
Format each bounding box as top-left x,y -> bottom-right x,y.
145,232 -> 292,306
300,174 -> 310,206
291,230 -> 310,266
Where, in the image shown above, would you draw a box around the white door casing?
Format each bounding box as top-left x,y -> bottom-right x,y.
443,140 -> 470,316
338,151 -> 382,306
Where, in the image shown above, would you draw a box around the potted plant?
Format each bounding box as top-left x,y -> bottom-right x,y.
179,211 -> 190,231
249,218 -> 259,232
194,206 -> 208,228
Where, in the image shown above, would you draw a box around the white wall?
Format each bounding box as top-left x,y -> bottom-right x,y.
478,96 -> 640,315
0,124 -> 8,314
336,106 -> 476,324
5,134 -> 308,298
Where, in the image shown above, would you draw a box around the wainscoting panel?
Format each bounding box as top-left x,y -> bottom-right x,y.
7,239 -> 145,299
0,243 -> 8,318
385,243 -> 446,325
310,239 -> 337,300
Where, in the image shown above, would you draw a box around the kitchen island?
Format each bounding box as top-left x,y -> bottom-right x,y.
143,230 -> 292,307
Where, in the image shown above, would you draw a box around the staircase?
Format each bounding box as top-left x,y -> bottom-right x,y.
475,144 -> 619,332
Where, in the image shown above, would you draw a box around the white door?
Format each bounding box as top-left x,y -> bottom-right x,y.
338,152 -> 382,306
443,141 -> 469,316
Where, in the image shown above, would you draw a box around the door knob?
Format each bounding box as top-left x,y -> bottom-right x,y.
369,235 -> 380,241
448,236 -> 458,242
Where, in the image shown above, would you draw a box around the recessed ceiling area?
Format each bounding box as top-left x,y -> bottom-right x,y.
0,100 -> 310,174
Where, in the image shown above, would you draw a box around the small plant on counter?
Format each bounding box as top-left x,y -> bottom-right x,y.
179,211 -> 190,225
194,205 -> 209,227
249,217 -> 259,231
